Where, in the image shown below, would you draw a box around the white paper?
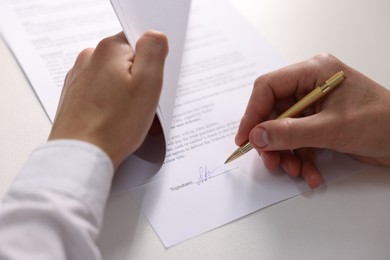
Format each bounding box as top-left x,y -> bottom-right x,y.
110,0 -> 191,139
0,0 -> 121,120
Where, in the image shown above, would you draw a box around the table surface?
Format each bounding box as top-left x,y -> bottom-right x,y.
1,0 -> 390,259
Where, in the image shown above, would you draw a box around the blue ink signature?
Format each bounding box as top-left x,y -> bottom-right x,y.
197,166 -> 217,185
196,166 -> 239,185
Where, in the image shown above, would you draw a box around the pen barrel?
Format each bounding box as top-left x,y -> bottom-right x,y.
277,87 -> 323,119
239,142 -> 253,153
321,71 -> 346,93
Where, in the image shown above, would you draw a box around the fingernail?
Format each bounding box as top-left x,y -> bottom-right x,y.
251,128 -> 269,148
305,174 -> 321,189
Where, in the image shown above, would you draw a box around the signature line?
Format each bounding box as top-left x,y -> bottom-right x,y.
209,167 -> 239,180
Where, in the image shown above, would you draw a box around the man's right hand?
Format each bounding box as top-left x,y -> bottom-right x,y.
236,53 -> 390,188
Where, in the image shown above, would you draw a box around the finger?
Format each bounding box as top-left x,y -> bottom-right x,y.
295,149 -> 322,189
280,152 -> 301,178
235,53 -> 344,146
249,113 -> 340,151
260,150 -> 302,177
259,151 -> 281,172
260,148 -> 320,189
131,30 -> 169,83
74,47 -> 95,66
92,32 -> 134,65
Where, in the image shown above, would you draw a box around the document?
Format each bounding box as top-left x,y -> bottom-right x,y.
0,0 -> 366,248
112,0 -> 368,247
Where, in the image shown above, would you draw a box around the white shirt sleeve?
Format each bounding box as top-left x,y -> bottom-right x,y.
0,140 -> 114,260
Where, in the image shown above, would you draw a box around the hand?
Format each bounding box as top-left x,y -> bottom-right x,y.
235,53 -> 390,188
49,31 -> 168,169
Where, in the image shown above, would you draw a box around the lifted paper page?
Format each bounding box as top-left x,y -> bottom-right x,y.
110,0 -> 191,188
129,0 -> 366,247
110,0 -> 191,141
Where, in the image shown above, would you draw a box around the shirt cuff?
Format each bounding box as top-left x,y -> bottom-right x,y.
8,140 -> 114,225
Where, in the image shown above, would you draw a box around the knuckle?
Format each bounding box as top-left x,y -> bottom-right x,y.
310,53 -> 342,69
94,34 -> 128,56
314,52 -> 336,60
76,48 -> 94,62
254,73 -> 270,88
281,118 -> 295,148
96,36 -> 115,51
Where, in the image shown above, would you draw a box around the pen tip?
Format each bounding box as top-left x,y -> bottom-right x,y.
224,154 -> 234,164
225,142 -> 253,164
224,150 -> 241,164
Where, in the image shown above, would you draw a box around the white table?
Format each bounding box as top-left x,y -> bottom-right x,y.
1,1 -> 390,259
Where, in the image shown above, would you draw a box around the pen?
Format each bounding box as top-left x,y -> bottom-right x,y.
224,71 -> 346,164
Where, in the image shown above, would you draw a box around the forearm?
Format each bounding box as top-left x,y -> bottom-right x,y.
0,140 -> 114,260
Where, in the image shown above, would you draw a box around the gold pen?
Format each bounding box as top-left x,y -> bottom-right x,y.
224,71 -> 346,164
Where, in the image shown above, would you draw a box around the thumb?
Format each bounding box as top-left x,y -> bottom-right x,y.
249,115 -> 337,151
132,30 -> 169,86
